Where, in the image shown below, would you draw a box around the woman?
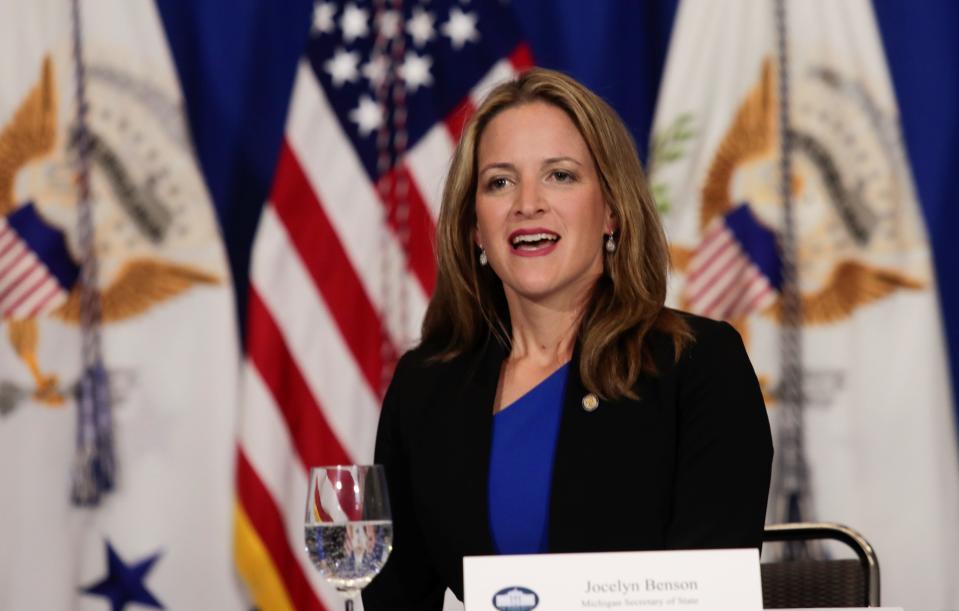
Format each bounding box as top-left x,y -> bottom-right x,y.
362,68 -> 772,610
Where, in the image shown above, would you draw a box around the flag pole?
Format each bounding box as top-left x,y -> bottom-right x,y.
772,0 -> 814,556
69,0 -> 114,506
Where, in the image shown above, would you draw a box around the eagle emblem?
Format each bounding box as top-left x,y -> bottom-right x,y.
664,58 -> 928,403
1,56 -> 219,408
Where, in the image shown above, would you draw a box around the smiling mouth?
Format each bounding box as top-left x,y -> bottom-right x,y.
510,232 -> 560,251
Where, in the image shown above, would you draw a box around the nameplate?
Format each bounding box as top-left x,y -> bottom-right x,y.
464,548 -> 761,610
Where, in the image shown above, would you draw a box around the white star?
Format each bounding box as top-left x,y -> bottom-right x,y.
399,51 -> 433,92
376,10 -> 401,39
350,95 -> 383,136
406,8 -> 436,47
362,53 -> 389,90
441,8 -> 479,49
324,48 -> 360,87
340,3 -> 369,43
312,2 -> 336,35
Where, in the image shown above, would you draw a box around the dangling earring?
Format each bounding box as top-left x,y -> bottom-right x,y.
605,233 -> 616,253
479,248 -> 488,266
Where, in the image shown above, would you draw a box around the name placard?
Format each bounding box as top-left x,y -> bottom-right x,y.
464,548 -> 761,611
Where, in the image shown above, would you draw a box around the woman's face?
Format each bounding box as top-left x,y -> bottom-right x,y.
474,101 -> 613,308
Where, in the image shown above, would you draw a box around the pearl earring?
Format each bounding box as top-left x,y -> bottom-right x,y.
479,249 -> 488,266
605,234 -> 616,253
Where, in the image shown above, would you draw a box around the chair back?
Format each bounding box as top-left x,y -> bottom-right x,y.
761,522 -> 880,608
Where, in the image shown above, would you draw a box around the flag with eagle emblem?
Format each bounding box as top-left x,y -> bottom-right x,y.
0,0 -> 245,609
650,0 -> 959,608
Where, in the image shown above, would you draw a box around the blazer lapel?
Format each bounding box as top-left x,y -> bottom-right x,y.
547,344 -> 588,552
457,336 -> 505,556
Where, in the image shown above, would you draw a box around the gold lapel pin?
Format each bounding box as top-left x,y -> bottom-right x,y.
581,393 -> 599,412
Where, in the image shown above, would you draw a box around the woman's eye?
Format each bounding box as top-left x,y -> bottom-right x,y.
487,177 -> 510,190
551,170 -> 575,182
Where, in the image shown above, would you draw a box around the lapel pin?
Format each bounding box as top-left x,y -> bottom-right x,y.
581,393 -> 599,412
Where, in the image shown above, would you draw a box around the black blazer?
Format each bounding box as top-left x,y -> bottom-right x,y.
363,312 -> 773,610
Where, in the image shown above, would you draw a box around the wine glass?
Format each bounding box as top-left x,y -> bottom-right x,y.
304,465 -> 393,610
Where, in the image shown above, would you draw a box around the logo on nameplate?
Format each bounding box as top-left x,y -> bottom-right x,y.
492,586 -> 539,611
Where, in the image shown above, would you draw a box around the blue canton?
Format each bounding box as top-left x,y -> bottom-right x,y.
306,0 -> 524,181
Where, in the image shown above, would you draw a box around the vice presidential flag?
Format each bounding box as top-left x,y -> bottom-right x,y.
650,0 -> 959,608
234,2 -> 532,609
0,1 -> 243,609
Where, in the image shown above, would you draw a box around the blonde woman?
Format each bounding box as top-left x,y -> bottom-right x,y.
363,68 -> 772,610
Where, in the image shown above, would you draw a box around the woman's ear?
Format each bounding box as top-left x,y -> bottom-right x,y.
605,207 -> 619,235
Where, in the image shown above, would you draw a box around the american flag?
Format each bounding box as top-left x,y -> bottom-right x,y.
683,203 -> 782,320
234,1 -> 531,609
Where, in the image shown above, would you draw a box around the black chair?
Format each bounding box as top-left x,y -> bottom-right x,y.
761,522 -> 880,608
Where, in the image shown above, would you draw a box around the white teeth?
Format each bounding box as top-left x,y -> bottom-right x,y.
511,232 -> 559,246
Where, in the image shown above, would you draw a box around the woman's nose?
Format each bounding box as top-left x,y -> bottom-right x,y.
513,179 -> 547,217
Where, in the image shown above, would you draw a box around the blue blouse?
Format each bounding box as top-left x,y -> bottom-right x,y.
488,363 -> 570,554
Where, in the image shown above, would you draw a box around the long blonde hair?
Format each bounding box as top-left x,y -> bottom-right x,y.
421,68 -> 689,399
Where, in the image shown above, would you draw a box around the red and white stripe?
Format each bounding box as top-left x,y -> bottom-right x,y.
236,45 -> 532,610
684,221 -> 776,320
0,224 -> 69,319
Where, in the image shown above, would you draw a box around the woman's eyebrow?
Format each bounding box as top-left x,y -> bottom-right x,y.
542,156 -> 583,167
478,157 -> 583,175
478,161 -> 516,175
